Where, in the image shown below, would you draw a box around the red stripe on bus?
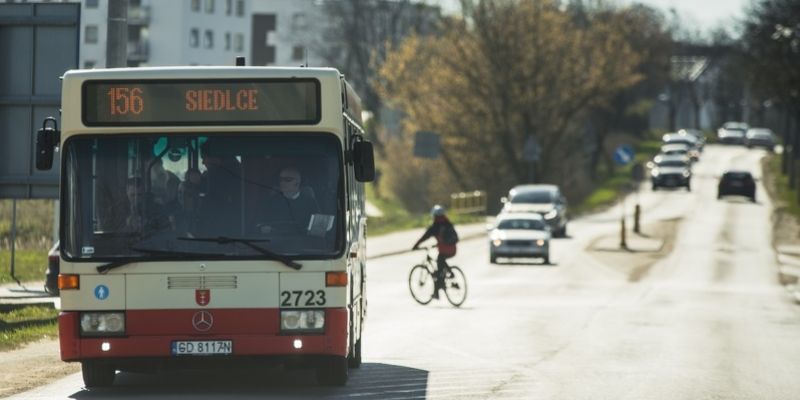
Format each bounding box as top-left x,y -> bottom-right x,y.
59,309 -> 348,361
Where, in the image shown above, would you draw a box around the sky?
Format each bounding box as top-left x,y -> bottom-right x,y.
431,0 -> 754,36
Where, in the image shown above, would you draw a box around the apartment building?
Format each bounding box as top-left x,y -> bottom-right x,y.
79,0 -> 251,67
249,0 -> 328,67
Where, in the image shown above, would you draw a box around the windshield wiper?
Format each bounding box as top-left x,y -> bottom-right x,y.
97,260 -> 132,274
177,236 -> 302,270
96,247 -> 228,274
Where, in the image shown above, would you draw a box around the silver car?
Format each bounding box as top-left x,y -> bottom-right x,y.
745,128 -> 776,151
489,213 -> 551,264
500,184 -> 568,237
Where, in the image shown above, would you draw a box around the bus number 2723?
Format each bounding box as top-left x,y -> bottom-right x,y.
280,290 -> 326,307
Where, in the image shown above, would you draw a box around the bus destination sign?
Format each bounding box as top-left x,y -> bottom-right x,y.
83,79 -> 320,126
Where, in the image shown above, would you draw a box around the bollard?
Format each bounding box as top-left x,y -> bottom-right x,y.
620,216 -> 627,249
634,204 -> 641,234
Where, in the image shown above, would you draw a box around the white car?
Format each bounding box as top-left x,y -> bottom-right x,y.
489,213 -> 551,264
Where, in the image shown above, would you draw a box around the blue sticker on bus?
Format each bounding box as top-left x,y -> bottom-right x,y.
94,285 -> 110,300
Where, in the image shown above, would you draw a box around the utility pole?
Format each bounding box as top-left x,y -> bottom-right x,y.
106,0 -> 128,68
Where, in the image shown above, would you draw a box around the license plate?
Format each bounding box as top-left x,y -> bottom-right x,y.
171,340 -> 232,356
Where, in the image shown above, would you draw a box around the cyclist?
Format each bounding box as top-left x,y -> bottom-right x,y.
412,205 -> 459,299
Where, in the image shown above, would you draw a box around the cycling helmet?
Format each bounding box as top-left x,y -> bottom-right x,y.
431,204 -> 446,217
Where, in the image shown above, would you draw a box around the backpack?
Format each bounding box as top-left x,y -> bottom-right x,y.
441,223 -> 459,245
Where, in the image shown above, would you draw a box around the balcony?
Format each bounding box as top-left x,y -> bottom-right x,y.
128,5 -> 150,25
127,40 -> 149,62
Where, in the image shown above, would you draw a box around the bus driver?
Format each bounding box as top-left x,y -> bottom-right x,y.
257,166 -> 320,235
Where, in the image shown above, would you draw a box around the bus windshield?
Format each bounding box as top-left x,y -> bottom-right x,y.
62,133 -> 343,261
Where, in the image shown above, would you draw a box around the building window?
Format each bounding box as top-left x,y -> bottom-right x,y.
205,0 -> 215,14
225,0 -> 232,15
191,0 -> 201,12
83,60 -> 96,69
85,25 -> 98,44
190,28 -> 199,47
234,33 -> 244,52
292,13 -> 307,30
236,0 -> 244,17
292,46 -> 304,61
204,30 -> 214,49
225,32 -> 231,50
86,0 -> 99,8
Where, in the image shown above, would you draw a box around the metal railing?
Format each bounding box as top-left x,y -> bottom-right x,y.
449,190 -> 487,215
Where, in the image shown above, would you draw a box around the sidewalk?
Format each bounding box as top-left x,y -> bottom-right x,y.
0,281 -> 57,312
366,221 -> 489,259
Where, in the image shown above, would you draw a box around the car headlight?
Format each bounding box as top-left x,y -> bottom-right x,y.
651,169 -> 660,177
281,310 -> 325,333
543,210 -> 558,220
683,171 -> 691,178
80,312 -> 125,337
536,239 -> 545,246
492,239 -> 503,247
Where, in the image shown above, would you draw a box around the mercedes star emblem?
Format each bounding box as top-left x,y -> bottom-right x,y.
191,310 -> 214,332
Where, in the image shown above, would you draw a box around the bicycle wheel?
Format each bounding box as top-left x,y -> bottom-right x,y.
408,264 -> 435,305
443,266 -> 467,307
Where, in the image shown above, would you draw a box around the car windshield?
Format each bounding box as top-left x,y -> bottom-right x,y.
657,161 -> 688,168
748,130 -> 773,138
723,122 -> 748,130
497,219 -> 546,230
510,190 -> 553,204
62,133 -> 343,260
724,172 -> 752,180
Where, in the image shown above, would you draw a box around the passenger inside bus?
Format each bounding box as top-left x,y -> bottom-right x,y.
172,168 -> 202,235
124,176 -> 166,233
198,141 -> 242,235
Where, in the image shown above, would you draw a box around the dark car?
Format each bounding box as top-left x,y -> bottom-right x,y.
718,171 -> 756,202
44,241 -> 59,295
745,128 -> 776,152
500,184 -> 568,237
650,155 -> 692,191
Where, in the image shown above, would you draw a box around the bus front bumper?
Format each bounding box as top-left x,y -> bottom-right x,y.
58,308 -> 348,362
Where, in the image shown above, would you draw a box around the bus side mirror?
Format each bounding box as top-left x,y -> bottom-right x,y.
36,117 -> 60,171
353,140 -> 375,182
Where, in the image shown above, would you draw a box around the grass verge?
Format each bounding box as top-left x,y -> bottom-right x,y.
763,153 -> 800,221
0,306 -> 59,351
0,249 -> 47,285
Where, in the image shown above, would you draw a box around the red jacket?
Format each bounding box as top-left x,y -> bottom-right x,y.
416,216 -> 457,257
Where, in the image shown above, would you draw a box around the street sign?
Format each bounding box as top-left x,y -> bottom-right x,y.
414,131 -> 440,159
522,135 -> 541,162
0,3 -> 80,199
613,144 -> 635,166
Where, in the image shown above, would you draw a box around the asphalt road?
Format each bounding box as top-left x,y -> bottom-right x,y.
10,144 -> 800,399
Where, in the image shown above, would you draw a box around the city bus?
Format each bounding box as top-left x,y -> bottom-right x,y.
35,64 -> 375,387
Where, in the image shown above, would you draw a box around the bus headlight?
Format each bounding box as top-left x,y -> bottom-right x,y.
80,312 -> 125,336
281,310 -> 325,333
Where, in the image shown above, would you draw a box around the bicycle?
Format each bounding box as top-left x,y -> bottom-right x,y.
408,246 -> 467,307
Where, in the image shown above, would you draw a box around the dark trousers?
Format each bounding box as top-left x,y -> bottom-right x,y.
435,254 -> 452,289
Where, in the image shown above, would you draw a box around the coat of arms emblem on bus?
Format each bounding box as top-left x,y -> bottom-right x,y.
196,289 -> 211,306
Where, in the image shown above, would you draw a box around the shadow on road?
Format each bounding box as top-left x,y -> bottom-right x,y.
69,362 -> 429,399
